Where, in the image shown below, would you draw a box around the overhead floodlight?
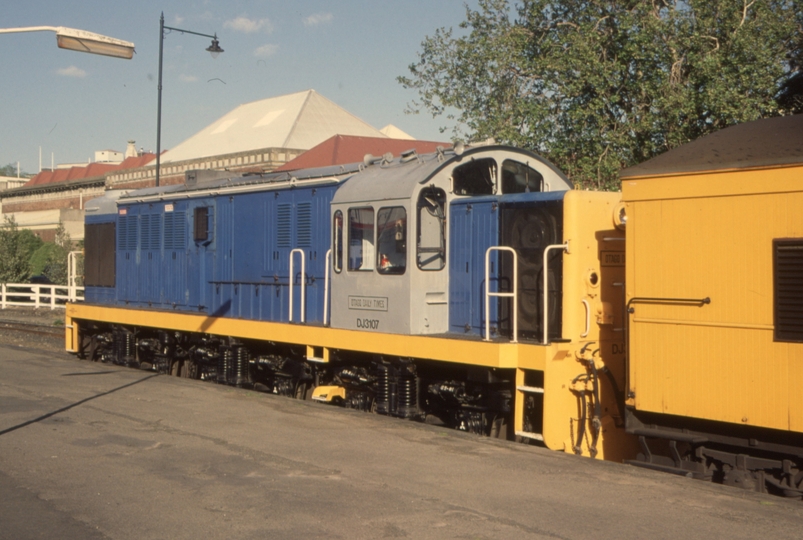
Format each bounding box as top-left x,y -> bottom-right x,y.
0,26 -> 134,59
55,27 -> 135,59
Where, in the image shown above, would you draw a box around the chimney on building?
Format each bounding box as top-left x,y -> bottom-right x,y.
125,140 -> 138,158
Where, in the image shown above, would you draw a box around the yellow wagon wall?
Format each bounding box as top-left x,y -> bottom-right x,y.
623,164 -> 803,433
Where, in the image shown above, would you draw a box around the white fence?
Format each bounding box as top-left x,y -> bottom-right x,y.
0,283 -> 84,310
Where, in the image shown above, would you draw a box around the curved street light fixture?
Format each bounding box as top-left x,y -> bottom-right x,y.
156,12 -> 223,187
0,26 -> 135,59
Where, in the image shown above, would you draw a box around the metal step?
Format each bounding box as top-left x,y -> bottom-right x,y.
515,430 -> 544,442
516,385 -> 544,394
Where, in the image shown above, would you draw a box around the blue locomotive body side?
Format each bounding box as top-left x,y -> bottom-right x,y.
210,185 -> 334,323
107,183 -> 336,325
88,149 -> 573,337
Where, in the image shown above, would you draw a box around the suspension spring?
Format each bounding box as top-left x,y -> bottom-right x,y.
234,346 -> 249,388
376,365 -> 390,415
124,332 -> 135,362
218,346 -> 232,385
398,374 -> 417,419
113,330 -> 134,366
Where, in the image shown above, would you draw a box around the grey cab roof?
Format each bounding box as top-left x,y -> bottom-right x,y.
621,115 -> 803,179
332,145 -> 570,205
114,146 -> 568,205
84,190 -> 129,215
116,163 -> 362,203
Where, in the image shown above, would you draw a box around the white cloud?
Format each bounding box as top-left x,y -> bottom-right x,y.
179,74 -> 198,82
303,12 -> 333,27
57,66 -> 87,78
224,16 -> 273,34
253,44 -> 279,58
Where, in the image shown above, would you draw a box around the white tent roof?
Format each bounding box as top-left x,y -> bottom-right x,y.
159,89 -> 388,164
379,124 -> 414,140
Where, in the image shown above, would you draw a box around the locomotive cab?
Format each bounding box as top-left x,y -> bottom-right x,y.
329,155 -> 450,335
329,146 -> 572,335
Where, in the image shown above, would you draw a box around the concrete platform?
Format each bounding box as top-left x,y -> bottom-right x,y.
1,345 -> 801,539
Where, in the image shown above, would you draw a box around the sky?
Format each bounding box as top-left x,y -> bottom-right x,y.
2,0 -> 478,175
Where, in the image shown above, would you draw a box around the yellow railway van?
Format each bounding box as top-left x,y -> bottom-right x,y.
621,114 -> 803,494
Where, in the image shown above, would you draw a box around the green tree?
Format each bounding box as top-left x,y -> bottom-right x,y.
19,229 -> 44,261
399,0 -> 801,190
30,243 -> 59,276
42,221 -> 72,285
0,163 -> 30,178
0,215 -> 33,283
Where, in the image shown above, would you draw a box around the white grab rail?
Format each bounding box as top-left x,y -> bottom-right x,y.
484,246 -> 518,343
542,242 -> 570,344
67,251 -> 83,302
581,298 -> 590,338
323,249 -> 332,326
288,249 -> 306,323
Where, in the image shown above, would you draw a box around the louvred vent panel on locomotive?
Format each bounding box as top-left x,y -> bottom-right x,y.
84,222 -> 116,287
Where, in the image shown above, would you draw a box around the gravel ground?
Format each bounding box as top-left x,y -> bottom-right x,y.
0,307 -> 66,353
0,306 -> 65,325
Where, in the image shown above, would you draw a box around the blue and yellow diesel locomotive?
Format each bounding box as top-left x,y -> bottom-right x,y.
68,115 -> 803,496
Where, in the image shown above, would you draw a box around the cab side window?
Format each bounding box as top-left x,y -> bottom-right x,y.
452,158 -> 496,196
333,210 -> 343,273
348,207 -> 375,271
417,188 -> 446,271
501,159 -> 543,194
376,207 -> 407,275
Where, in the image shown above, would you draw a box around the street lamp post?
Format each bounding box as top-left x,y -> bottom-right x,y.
0,26 -> 135,58
156,12 -> 223,187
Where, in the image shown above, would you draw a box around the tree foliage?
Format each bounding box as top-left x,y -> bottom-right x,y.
30,243 -> 58,277
0,216 -> 33,283
42,222 -> 73,285
0,163 -> 30,178
399,0 -> 802,189
18,229 -> 44,261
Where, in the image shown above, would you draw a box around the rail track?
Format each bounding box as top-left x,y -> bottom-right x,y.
0,319 -> 64,340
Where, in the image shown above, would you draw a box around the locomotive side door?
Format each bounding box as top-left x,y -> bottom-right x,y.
187,200 -> 215,314
409,186 -> 449,334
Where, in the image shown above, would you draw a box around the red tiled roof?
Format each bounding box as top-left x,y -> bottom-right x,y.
275,135 -> 451,172
23,153 -> 157,188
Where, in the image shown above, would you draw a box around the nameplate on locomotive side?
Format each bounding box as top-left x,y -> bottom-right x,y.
600,251 -> 625,267
348,296 -> 388,311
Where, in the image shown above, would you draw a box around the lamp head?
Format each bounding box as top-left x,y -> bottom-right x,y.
206,36 -> 223,59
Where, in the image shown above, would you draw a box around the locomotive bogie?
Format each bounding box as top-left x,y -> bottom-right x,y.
67,305 -> 525,436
